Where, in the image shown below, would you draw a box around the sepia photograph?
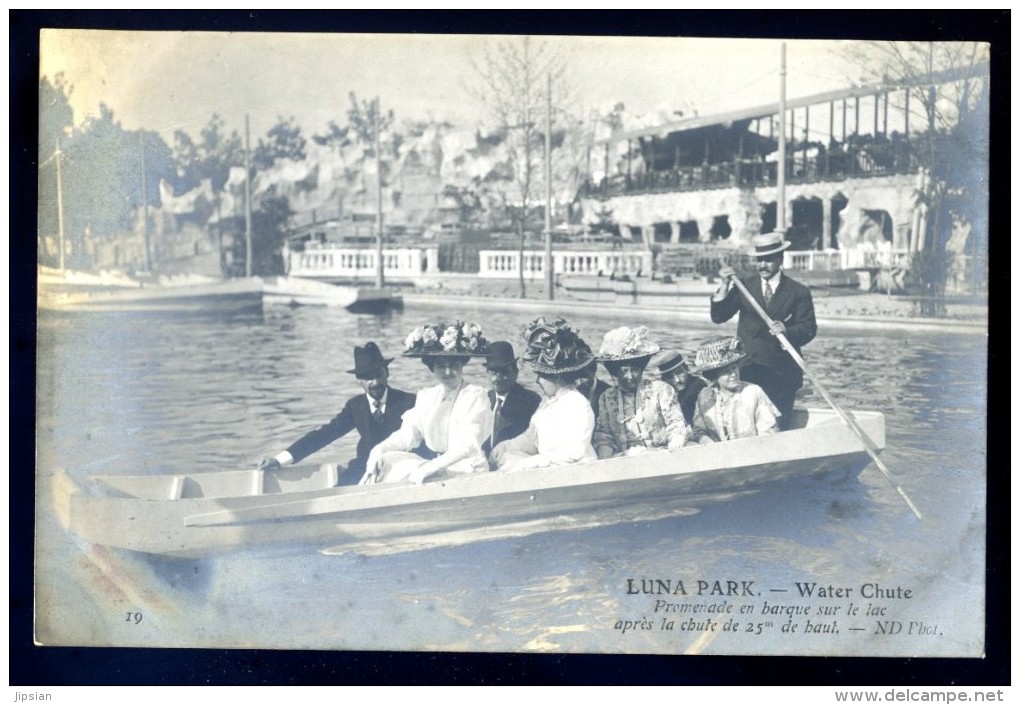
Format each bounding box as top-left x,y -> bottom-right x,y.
19,12 -> 1002,684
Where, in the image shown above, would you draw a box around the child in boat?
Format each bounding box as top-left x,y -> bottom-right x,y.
360,321 -> 492,485
592,326 -> 690,459
689,337 -> 780,443
489,318 -> 597,472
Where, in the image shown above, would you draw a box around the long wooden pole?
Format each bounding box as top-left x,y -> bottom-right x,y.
140,132 -> 151,272
777,43 -> 787,232
374,97 -> 384,289
55,138 -> 66,272
244,114 -> 253,278
729,276 -> 922,520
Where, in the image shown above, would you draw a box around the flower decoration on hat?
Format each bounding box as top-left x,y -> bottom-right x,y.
403,321 -> 489,357
520,317 -> 594,373
596,326 -> 661,362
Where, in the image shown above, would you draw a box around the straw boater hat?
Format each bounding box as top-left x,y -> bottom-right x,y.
347,342 -> 393,377
596,326 -> 661,365
692,337 -> 747,375
520,317 -> 594,374
402,321 -> 489,358
748,230 -> 792,258
651,349 -> 688,376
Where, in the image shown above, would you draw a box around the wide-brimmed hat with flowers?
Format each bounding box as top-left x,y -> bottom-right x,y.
595,326 -> 661,364
691,337 -> 747,375
520,317 -> 594,374
403,321 -> 489,358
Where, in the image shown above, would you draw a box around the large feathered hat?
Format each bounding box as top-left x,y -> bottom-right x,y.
520,317 -> 594,374
595,326 -> 660,364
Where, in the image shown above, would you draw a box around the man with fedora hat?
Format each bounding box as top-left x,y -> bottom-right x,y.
257,342 -> 416,485
481,340 -> 541,458
710,230 -> 817,429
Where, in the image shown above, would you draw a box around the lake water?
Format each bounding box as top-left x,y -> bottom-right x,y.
33,301 -> 987,657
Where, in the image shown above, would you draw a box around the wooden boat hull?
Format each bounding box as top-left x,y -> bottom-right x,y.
53,408 -> 884,558
38,278 -> 264,315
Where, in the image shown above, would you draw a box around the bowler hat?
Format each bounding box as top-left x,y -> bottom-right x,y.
485,341 -> 518,371
347,342 -> 393,377
749,231 -> 792,258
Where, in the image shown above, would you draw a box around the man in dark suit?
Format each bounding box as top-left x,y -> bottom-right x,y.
258,342 -> 416,485
710,231 -> 817,429
575,357 -> 610,422
482,340 -> 541,458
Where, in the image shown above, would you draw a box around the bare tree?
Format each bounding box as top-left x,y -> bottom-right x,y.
845,41 -> 989,314
470,36 -> 568,298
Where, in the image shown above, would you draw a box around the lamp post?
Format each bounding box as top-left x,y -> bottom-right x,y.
544,73 -> 554,300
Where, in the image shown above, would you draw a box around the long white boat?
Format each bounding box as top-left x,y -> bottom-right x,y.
51,408 -> 885,558
38,277 -> 265,315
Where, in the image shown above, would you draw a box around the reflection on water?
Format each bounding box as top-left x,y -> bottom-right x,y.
34,303 -> 987,656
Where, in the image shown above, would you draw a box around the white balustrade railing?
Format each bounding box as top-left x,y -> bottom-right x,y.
784,248 -> 912,271
287,247 -> 432,279
478,249 -> 654,279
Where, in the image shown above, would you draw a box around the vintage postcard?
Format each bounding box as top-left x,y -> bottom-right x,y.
32,26 -> 991,664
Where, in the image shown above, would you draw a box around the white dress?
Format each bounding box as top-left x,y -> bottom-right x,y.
493,386 -> 596,471
371,382 -> 492,481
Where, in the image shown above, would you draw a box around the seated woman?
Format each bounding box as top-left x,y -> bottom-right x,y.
689,337 -> 780,443
592,326 -> 690,459
490,318 -> 597,472
361,321 -> 491,485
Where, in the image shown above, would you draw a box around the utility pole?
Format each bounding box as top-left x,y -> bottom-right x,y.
374,97 -> 384,288
544,73 -> 554,300
777,42 -> 787,234
244,114 -> 253,277
55,138 -> 66,272
140,132 -> 151,271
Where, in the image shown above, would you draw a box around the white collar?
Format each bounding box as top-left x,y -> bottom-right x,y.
367,388 -> 388,409
761,271 -> 783,291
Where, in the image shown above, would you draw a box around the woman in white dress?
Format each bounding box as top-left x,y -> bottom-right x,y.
689,337 -> 780,443
361,321 -> 492,485
490,317 -> 597,472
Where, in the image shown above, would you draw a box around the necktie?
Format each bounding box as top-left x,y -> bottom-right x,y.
764,280 -> 773,306
372,402 -> 384,421
491,396 -> 503,441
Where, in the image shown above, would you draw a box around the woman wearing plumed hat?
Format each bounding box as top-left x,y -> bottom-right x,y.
689,337 -> 780,444
489,317 -> 597,472
592,326 -> 690,459
360,321 -> 492,485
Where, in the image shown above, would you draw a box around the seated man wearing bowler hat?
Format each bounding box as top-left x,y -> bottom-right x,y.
481,340 -> 541,459
258,342 -> 416,485
711,230 -> 817,429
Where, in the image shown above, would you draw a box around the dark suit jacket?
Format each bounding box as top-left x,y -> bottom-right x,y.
483,383 -> 541,453
710,273 -> 817,389
285,387 -> 417,473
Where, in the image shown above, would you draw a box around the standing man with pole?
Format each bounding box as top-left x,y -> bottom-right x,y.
710,231 -> 816,429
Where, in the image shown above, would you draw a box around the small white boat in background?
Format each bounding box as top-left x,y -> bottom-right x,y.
52,407 -> 885,558
261,276 -> 360,308
262,276 -> 403,312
